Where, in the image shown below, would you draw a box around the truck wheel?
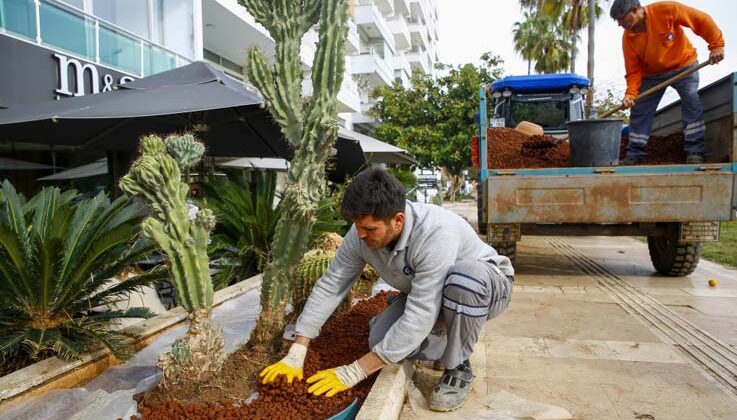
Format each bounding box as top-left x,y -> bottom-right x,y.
477,183 -> 487,234
492,241 -> 517,263
647,236 -> 701,277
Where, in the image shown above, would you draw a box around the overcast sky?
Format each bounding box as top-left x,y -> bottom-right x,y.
437,0 -> 737,107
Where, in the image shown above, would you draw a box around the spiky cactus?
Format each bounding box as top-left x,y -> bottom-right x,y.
119,133 -> 225,385
293,249 -> 335,315
238,0 -> 349,349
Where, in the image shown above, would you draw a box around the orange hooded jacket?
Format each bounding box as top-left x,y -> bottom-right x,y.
622,1 -> 724,98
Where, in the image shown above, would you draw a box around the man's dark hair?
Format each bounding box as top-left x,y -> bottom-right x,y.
341,167 -> 406,221
610,0 -> 641,20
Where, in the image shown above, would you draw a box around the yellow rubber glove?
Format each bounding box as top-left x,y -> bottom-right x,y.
259,342 -> 307,384
306,360 -> 367,397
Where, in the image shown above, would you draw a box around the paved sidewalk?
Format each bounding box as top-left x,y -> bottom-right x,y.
401,203 -> 737,419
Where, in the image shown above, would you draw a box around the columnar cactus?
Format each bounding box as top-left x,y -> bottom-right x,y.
237,0 -> 349,349
119,133 -> 225,385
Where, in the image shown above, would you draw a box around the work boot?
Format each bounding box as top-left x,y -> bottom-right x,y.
622,154 -> 645,165
686,153 -> 704,164
429,359 -> 474,412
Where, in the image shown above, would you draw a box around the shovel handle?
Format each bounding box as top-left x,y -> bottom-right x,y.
599,61 -> 711,119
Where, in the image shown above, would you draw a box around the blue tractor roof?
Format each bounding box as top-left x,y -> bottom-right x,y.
491,73 -> 590,93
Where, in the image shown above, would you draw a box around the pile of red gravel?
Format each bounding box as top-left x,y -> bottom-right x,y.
485,128 -> 697,169
619,132 -> 687,165
135,292 -> 392,420
486,128 -> 571,169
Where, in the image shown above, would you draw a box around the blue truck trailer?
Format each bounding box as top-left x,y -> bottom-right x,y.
477,72 -> 737,276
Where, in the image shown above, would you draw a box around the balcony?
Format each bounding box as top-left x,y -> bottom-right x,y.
0,0 -> 188,77
394,0 -> 411,17
409,0 -> 430,23
387,16 -> 410,51
355,3 -> 395,52
359,0 -> 394,15
406,48 -> 431,75
351,51 -> 393,87
338,71 -> 361,113
393,54 -> 411,80
407,19 -> 429,51
345,18 -> 359,54
204,0 -> 276,71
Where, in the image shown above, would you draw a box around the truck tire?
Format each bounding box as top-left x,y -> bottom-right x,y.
647,236 -> 701,277
477,183 -> 487,235
492,241 -> 517,263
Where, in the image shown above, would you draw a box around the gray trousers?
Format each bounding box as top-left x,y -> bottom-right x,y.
627,64 -> 705,158
368,260 -> 513,369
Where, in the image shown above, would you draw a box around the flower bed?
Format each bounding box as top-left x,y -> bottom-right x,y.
136,292 -> 393,419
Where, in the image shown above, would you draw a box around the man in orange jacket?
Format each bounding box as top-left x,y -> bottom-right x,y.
610,0 -> 724,164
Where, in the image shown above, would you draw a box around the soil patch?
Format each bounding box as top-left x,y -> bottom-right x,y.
136,292 -> 393,419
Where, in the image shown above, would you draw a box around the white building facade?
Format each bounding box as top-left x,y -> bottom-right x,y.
346,0 -> 440,132
0,0 -> 437,126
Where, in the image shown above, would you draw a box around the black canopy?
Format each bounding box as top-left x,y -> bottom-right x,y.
0,61 -> 365,177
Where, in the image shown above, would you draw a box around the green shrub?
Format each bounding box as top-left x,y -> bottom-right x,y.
0,181 -> 165,363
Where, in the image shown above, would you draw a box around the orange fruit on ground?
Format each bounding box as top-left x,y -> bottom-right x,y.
708,279 -> 717,287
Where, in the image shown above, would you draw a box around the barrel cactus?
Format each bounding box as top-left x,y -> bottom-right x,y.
119,133 -> 225,385
238,0 -> 349,350
293,249 -> 335,315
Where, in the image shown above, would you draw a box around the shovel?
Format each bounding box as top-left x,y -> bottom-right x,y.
556,60 -> 712,144
598,60 -> 711,119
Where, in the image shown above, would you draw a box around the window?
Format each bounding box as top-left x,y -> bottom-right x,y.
92,0 -> 149,39
0,0 -> 37,40
99,25 -> 142,74
59,0 -> 84,10
40,1 -> 95,59
152,0 -> 194,58
143,44 -> 176,76
510,98 -> 569,130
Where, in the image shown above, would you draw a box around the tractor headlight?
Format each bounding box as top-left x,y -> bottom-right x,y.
502,90 -> 512,98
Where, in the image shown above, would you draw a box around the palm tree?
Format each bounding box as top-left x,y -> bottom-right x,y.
513,12 -> 541,75
0,181 -> 164,365
519,0 -> 601,74
586,0 -> 597,116
534,16 -> 573,73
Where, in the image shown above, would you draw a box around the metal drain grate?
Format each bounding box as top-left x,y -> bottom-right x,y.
547,237 -> 737,399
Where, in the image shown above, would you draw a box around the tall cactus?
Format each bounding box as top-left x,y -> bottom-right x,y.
119,133 -> 225,385
238,0 -> 349,350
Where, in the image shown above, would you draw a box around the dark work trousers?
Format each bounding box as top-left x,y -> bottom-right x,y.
627,64 -> 705,159
368,260 -> 513,370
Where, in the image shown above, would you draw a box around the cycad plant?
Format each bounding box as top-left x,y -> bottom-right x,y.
0,181 -> 163,367
239,0 -> 349,350
120,133 -> 225,385
201,172 -> 282,289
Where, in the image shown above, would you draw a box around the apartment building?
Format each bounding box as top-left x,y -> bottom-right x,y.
346,0 -> 440,132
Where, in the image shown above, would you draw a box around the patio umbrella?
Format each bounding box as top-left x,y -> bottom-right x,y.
0,157 -> 58,171
0,61 -> 365,179
338,128 -> 417,165
36,158 -> 107,181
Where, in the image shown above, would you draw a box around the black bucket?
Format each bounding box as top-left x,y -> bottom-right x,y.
566,119 -> 623,167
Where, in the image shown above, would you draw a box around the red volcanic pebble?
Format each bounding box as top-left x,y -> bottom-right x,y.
486,128 -> 697,169
137,293 -> 393,420
619,133 -> 687,165
486,128 -> 570,169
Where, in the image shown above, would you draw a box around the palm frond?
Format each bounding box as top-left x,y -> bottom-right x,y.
81,265 -> 169,310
